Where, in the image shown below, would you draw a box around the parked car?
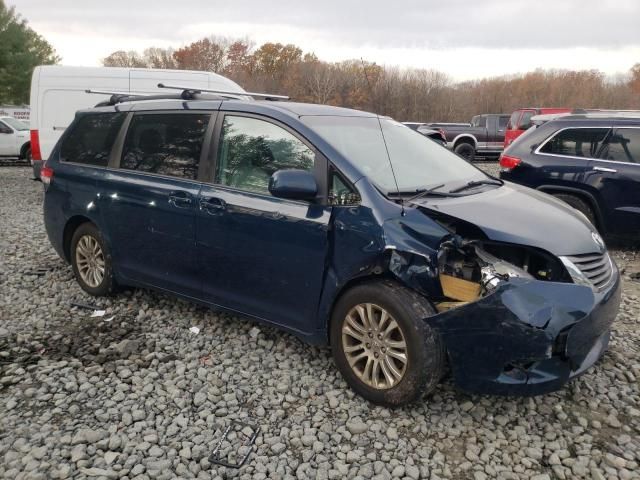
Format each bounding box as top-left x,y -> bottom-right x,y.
0,116 -> 31,161
439,114 -> 511,161
28,65 -> 246,179
402,122 -> 447,145
505,108 -> 572,148
500,112 -> 640,236
42,92 -> 620,406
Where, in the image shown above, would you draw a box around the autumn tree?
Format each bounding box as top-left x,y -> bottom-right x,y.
173,37 -> 228,72
102,36 -> 640,121
103,50 -> 148,68
0,0 -> 59,104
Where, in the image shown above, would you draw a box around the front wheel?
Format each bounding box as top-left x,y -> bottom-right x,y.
330,280 -> 445,407
454,142 -> 476,162
70,223 -> 117,296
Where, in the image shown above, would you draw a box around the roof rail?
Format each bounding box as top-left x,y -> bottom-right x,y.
157,83 -> 289,100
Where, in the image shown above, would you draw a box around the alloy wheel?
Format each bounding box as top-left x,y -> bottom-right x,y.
341,303 -> 408,390
75,235 -> 105,288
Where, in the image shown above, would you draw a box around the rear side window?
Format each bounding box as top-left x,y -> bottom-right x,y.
507,111 -> 520,130
517,111 -> 535,130
471,116 -> 486,128
121,113 -> 210,180
600,128 -> 640,164
539,128 -> 610,158
498,116 -> 509,129
60,113 -> 126,166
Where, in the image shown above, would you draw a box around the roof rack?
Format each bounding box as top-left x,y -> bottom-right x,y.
157,83 -> 289,100
85,89 -> 201,107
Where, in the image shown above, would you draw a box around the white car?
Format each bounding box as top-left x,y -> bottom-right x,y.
0,116 -> 31,161
29,65 -> 246,179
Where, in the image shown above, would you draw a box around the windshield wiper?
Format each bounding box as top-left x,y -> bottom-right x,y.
387,184 -> 464,203
448,178 -> 503,194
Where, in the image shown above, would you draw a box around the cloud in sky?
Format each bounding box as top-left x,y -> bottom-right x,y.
14,0 -> 640,80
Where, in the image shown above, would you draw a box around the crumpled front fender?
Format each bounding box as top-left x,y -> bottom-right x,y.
425,277 -> 619,395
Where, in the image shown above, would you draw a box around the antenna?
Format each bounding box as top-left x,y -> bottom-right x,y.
157,83 -> 289,100
360,59 -> 404,215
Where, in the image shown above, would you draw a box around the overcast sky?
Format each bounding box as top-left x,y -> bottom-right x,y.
14,0 -> 640,81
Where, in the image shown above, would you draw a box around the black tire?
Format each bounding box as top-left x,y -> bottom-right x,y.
454,142 -> 476,162
330,280 -> 445,407
552,193 -> 597,227
25,147 -> 32,165
70,222 -> 117,296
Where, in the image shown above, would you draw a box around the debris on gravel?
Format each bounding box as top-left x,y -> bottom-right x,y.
1,167 -> 639,479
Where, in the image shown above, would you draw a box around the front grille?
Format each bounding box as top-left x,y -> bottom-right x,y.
564,251 -> 613,291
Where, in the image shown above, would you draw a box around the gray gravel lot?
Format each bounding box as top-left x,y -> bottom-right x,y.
1,166 -> 639,480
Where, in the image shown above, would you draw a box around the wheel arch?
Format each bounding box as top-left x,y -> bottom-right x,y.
62,215 -> 94,262
536,185 -> 605,230
325,273 -> 397,343
452,134 -> 477,149
20,141 -> 31,159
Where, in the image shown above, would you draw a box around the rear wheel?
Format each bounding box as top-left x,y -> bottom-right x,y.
454,142 -> 476,162
330,280 -> 445,407
552,193 -> 597,227
70,223 -> 117,296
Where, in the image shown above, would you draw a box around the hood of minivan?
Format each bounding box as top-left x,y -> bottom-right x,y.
414,182 -> 602,256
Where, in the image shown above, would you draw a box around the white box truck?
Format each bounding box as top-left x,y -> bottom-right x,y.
29,65 -> 246,178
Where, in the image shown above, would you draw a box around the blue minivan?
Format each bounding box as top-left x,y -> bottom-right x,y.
42,91 -> 621,406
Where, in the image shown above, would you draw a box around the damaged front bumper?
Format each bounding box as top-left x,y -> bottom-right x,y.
425,267 -> 621,396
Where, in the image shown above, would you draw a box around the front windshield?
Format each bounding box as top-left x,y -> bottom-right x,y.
2,117 -> 29,131
303,116 -> 487,193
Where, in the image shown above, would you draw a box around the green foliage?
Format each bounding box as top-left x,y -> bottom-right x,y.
0,0 -> 59,104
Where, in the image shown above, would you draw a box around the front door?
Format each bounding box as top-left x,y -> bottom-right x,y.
590,126 -> 640,234
0,121 -> 14,155
98,112 -> 213,297
196,113 -> 331,334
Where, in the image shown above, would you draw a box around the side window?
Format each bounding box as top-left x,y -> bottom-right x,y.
600,128 -> 640,164
498,116 -> 509,130
60,113 -> 126,166
517,111 -> 535,130
507,112 -> 520,130
329,171 -> 361,206
539,128 -> 610,158
471,116 -> 486,128
121,113 -> 210,180
216,115 -> 315,195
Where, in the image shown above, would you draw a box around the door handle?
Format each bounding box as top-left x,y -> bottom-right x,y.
168,191 -> 193,208
199,197 -> 226,214
593,166 -> 617,173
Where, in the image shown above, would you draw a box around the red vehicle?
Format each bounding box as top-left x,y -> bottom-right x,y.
505,108 -> 571,147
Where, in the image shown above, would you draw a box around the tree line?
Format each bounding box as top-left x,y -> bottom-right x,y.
0,0 -> 59,104
104,37 -> 640,122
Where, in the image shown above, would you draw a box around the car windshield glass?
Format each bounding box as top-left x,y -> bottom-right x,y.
2,117 -> 28,130
303,116 -> 487,193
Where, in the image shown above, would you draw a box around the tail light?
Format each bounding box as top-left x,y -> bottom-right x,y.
499,154 -> 522,171
30,130 -> 42,161
41,164 -> 54,186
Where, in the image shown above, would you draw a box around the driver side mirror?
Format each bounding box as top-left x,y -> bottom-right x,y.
269,169 -> 317,201
0,127 -> 12,134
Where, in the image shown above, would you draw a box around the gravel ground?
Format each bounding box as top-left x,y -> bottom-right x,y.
1,166 -> 639,480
